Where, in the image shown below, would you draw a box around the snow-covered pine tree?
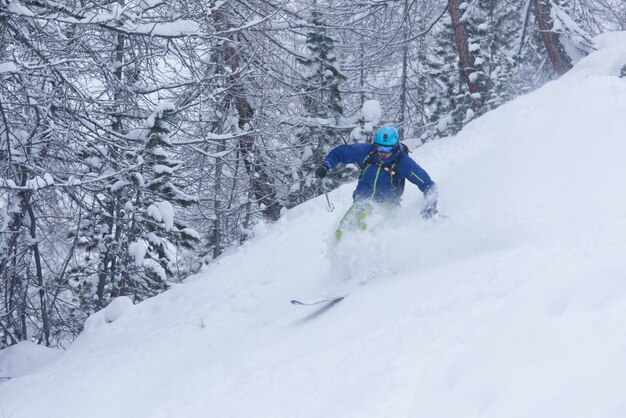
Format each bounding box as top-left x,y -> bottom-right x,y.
299,8 -> 344,117
119,104 -> 199,299
425,0 -> 522,138
288,5 -> 347,207
73,104 -> 199,308
464,0 -> 522,108
424,3 -> 481,138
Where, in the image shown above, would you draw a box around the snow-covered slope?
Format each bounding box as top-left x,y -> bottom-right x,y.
2,32 -> 626,418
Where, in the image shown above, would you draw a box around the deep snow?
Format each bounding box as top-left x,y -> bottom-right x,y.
2,32 -> 626,418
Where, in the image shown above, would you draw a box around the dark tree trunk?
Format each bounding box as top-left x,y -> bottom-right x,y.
27,206 -> 50,346
215,8 -> 282,221
532,0 -> 573,76
235,93 -> 282,222
1,173 -> 32,343
447,0 -> 482,94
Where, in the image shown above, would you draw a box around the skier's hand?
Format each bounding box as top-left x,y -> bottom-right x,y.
421,205 -> 438,220
315,165 -> 328,178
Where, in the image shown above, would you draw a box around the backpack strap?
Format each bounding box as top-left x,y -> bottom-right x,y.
359,143 -> 408,190
359,143 -> 408,170
359,145 -> 378,170
385,152 -> 406,189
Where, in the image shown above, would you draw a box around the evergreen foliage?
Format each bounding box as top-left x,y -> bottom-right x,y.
298,9 -> 345,118
288,8 -> 348,208
72,105 -> 199,310
424,0 -> 592,139
424,11 -> 484,138
464,0 -> 520,108
425,0 -> 526,138
121,105 -> 199,296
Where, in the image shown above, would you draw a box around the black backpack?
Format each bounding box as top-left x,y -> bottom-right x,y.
359,143 -> 409,192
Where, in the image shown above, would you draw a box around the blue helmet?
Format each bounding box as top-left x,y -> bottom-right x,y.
373,125 -> 399,146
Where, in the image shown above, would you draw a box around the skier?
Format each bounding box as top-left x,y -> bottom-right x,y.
315,125 -> 438,240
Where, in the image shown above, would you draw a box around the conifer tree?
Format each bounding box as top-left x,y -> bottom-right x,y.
424,14 -> 478,138
288,6 -> 347,207
464,0 -> 521,108
425,0 -> 521,138
75,105 -> 199,307
117,104 -> 199,300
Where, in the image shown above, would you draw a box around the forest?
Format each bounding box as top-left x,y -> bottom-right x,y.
1,0 -> 624,348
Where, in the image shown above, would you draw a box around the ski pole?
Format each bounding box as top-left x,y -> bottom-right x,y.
320,180 -> 335,212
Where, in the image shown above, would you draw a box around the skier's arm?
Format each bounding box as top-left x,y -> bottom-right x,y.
401,158 -> 438,217
402,158 -> 435,193
322,144 -> 371,169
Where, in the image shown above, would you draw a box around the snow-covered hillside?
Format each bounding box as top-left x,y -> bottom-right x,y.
2,32 -> 626,418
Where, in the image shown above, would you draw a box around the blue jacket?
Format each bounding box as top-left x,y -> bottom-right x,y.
323,143 -> 437,205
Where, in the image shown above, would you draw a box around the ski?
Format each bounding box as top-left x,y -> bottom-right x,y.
290,295 -> 346,306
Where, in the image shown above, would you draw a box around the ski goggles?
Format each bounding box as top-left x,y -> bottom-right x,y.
376,145 -> 394,153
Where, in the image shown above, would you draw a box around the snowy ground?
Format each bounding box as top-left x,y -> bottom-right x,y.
2,32 -> 626,418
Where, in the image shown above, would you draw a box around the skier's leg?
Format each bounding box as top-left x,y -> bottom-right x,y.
335,202 -> 370,241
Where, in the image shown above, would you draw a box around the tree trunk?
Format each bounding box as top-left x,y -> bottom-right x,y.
447,0 -> 482,94
96,198 -> 115,309
531,0 -> 573,76
99,18 -> 128,305
28,206 -> 50,346
2,172 -> 32,342
398,0 -> 410,138
215,8 -> 282,221
212,142 -> 224,259
236,98 -> 282,221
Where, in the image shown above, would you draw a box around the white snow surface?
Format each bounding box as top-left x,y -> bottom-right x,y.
0,342 -> 62,380
2,32 -> 626,418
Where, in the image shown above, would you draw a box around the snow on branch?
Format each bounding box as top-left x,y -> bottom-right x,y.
6,0 -> 201,38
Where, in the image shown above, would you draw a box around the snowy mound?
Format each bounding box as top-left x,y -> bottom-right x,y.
0,342 -> 62,380
1,32 -> 626,418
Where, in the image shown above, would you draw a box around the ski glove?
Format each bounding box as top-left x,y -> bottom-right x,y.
315,165 -> 328,178
421,204 -> 438,220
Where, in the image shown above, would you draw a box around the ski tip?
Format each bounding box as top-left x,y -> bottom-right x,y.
291,295 -> 346,306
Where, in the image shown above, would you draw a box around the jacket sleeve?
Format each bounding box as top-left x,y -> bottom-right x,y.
322,144 -> 371,169
400,157 -> 437,199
